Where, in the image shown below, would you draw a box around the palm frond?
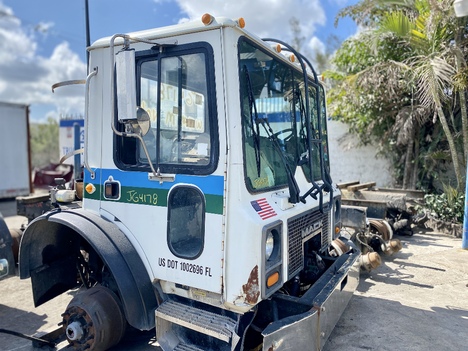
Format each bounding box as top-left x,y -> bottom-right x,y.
393,104 -> 429,145
409,54 -> 455,109
376,0 -> 415,6
424,149 -> 451,162
380,11 -> 414,36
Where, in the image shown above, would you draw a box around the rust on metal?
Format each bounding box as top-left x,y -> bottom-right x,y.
369,219 -> 391,241
242,265 -> 259,304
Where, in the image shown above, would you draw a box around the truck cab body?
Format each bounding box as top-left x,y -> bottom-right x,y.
19,16 -> 360,351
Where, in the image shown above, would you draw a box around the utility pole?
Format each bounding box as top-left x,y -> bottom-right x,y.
85,0 -> 90,70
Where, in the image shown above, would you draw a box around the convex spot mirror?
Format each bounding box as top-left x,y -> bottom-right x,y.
133,107 -> 151,136
123,107 -> 150,136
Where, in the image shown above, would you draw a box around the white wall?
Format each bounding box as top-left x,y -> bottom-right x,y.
327,120 -> 394,187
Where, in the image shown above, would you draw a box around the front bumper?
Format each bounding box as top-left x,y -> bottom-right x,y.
262,247 -> 361,351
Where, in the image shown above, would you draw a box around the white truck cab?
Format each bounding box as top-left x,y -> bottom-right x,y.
19,15 -> 360,351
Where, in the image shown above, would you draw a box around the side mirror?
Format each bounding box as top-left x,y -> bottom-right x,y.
115,49 -> 137,123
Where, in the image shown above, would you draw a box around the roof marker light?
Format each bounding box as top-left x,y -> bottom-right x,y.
274,44 -> 282,53
202,13 -> 214,26
289,54 -> 296,63
236,17 -> 246,28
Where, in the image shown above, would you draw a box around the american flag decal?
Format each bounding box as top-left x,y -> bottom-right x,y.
251,198 -> 277,220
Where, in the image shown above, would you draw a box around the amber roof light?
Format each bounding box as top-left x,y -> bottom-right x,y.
236,17 -> 246,28
202,13 -> 214,25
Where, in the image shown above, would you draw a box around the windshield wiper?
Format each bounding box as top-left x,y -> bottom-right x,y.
294,85 -> 322,203
243,66 -> 262,178
256,117 -> 301,203
243,67 -> 301,204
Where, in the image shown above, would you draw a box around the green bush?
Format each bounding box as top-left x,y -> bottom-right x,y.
30,117 -> 59,168
423,185 -> 465,223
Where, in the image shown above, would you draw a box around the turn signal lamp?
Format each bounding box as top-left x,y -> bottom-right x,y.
266,272 -> 279,288
85,183 -> 96,194
335,226 -> 341,235
236,17 -> 246,28
202,13 -> 214,25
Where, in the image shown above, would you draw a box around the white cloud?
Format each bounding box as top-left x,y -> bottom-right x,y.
1,0 -> 330,122
307,36 -> 325,56
0,2 -> 86,121
174,0 -> 326,44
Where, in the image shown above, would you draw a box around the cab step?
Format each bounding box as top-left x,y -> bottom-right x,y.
174,343 -> 205,351
155,299 -> 241,351
156,300 -> 237,343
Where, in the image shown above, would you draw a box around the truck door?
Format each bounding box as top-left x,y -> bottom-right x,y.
101,36 -> 225,295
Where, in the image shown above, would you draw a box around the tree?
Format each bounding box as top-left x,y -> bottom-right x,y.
289,17 -> 341,74
327,0 -> 468,190
30,117 -> 59,168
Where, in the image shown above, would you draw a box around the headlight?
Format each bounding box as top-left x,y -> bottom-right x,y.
265,232 -> 275,260
262,222 -> 283,299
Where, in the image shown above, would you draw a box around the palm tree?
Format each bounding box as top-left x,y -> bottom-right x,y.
331,0 -> 468,189
377,0 -> 464,188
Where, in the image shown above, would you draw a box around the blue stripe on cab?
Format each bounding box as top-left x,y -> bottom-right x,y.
85,168 -> 224,196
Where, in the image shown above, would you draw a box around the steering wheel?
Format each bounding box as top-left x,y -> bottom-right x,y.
272,128 -> 295,142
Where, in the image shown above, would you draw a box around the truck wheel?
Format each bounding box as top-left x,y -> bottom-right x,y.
61,285 -> 126,351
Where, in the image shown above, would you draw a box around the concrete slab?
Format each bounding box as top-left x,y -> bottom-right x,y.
324,231 -> 468,351
1,194 -> 467,351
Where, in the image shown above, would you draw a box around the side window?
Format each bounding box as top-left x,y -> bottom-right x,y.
167,186 -> 205,259
309,85 -> 322,181
140,53 -> 211,166
319,85 -> 330,175
115,43 -> 218,175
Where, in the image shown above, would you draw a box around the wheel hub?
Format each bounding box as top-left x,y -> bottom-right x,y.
61,285 -> 126,351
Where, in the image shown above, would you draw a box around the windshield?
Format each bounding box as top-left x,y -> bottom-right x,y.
238,39 -> 323,192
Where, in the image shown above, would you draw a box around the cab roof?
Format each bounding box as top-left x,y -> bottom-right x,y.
89,15 -> 246,50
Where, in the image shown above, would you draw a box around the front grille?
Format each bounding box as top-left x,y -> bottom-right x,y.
287,210 -> 329,279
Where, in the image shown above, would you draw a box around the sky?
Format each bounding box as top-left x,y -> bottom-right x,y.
0,0 -> 358,123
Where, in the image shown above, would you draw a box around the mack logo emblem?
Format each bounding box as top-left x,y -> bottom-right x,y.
301,221 -> 322,239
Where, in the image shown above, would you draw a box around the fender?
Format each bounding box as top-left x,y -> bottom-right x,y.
19,208 -> 157,330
